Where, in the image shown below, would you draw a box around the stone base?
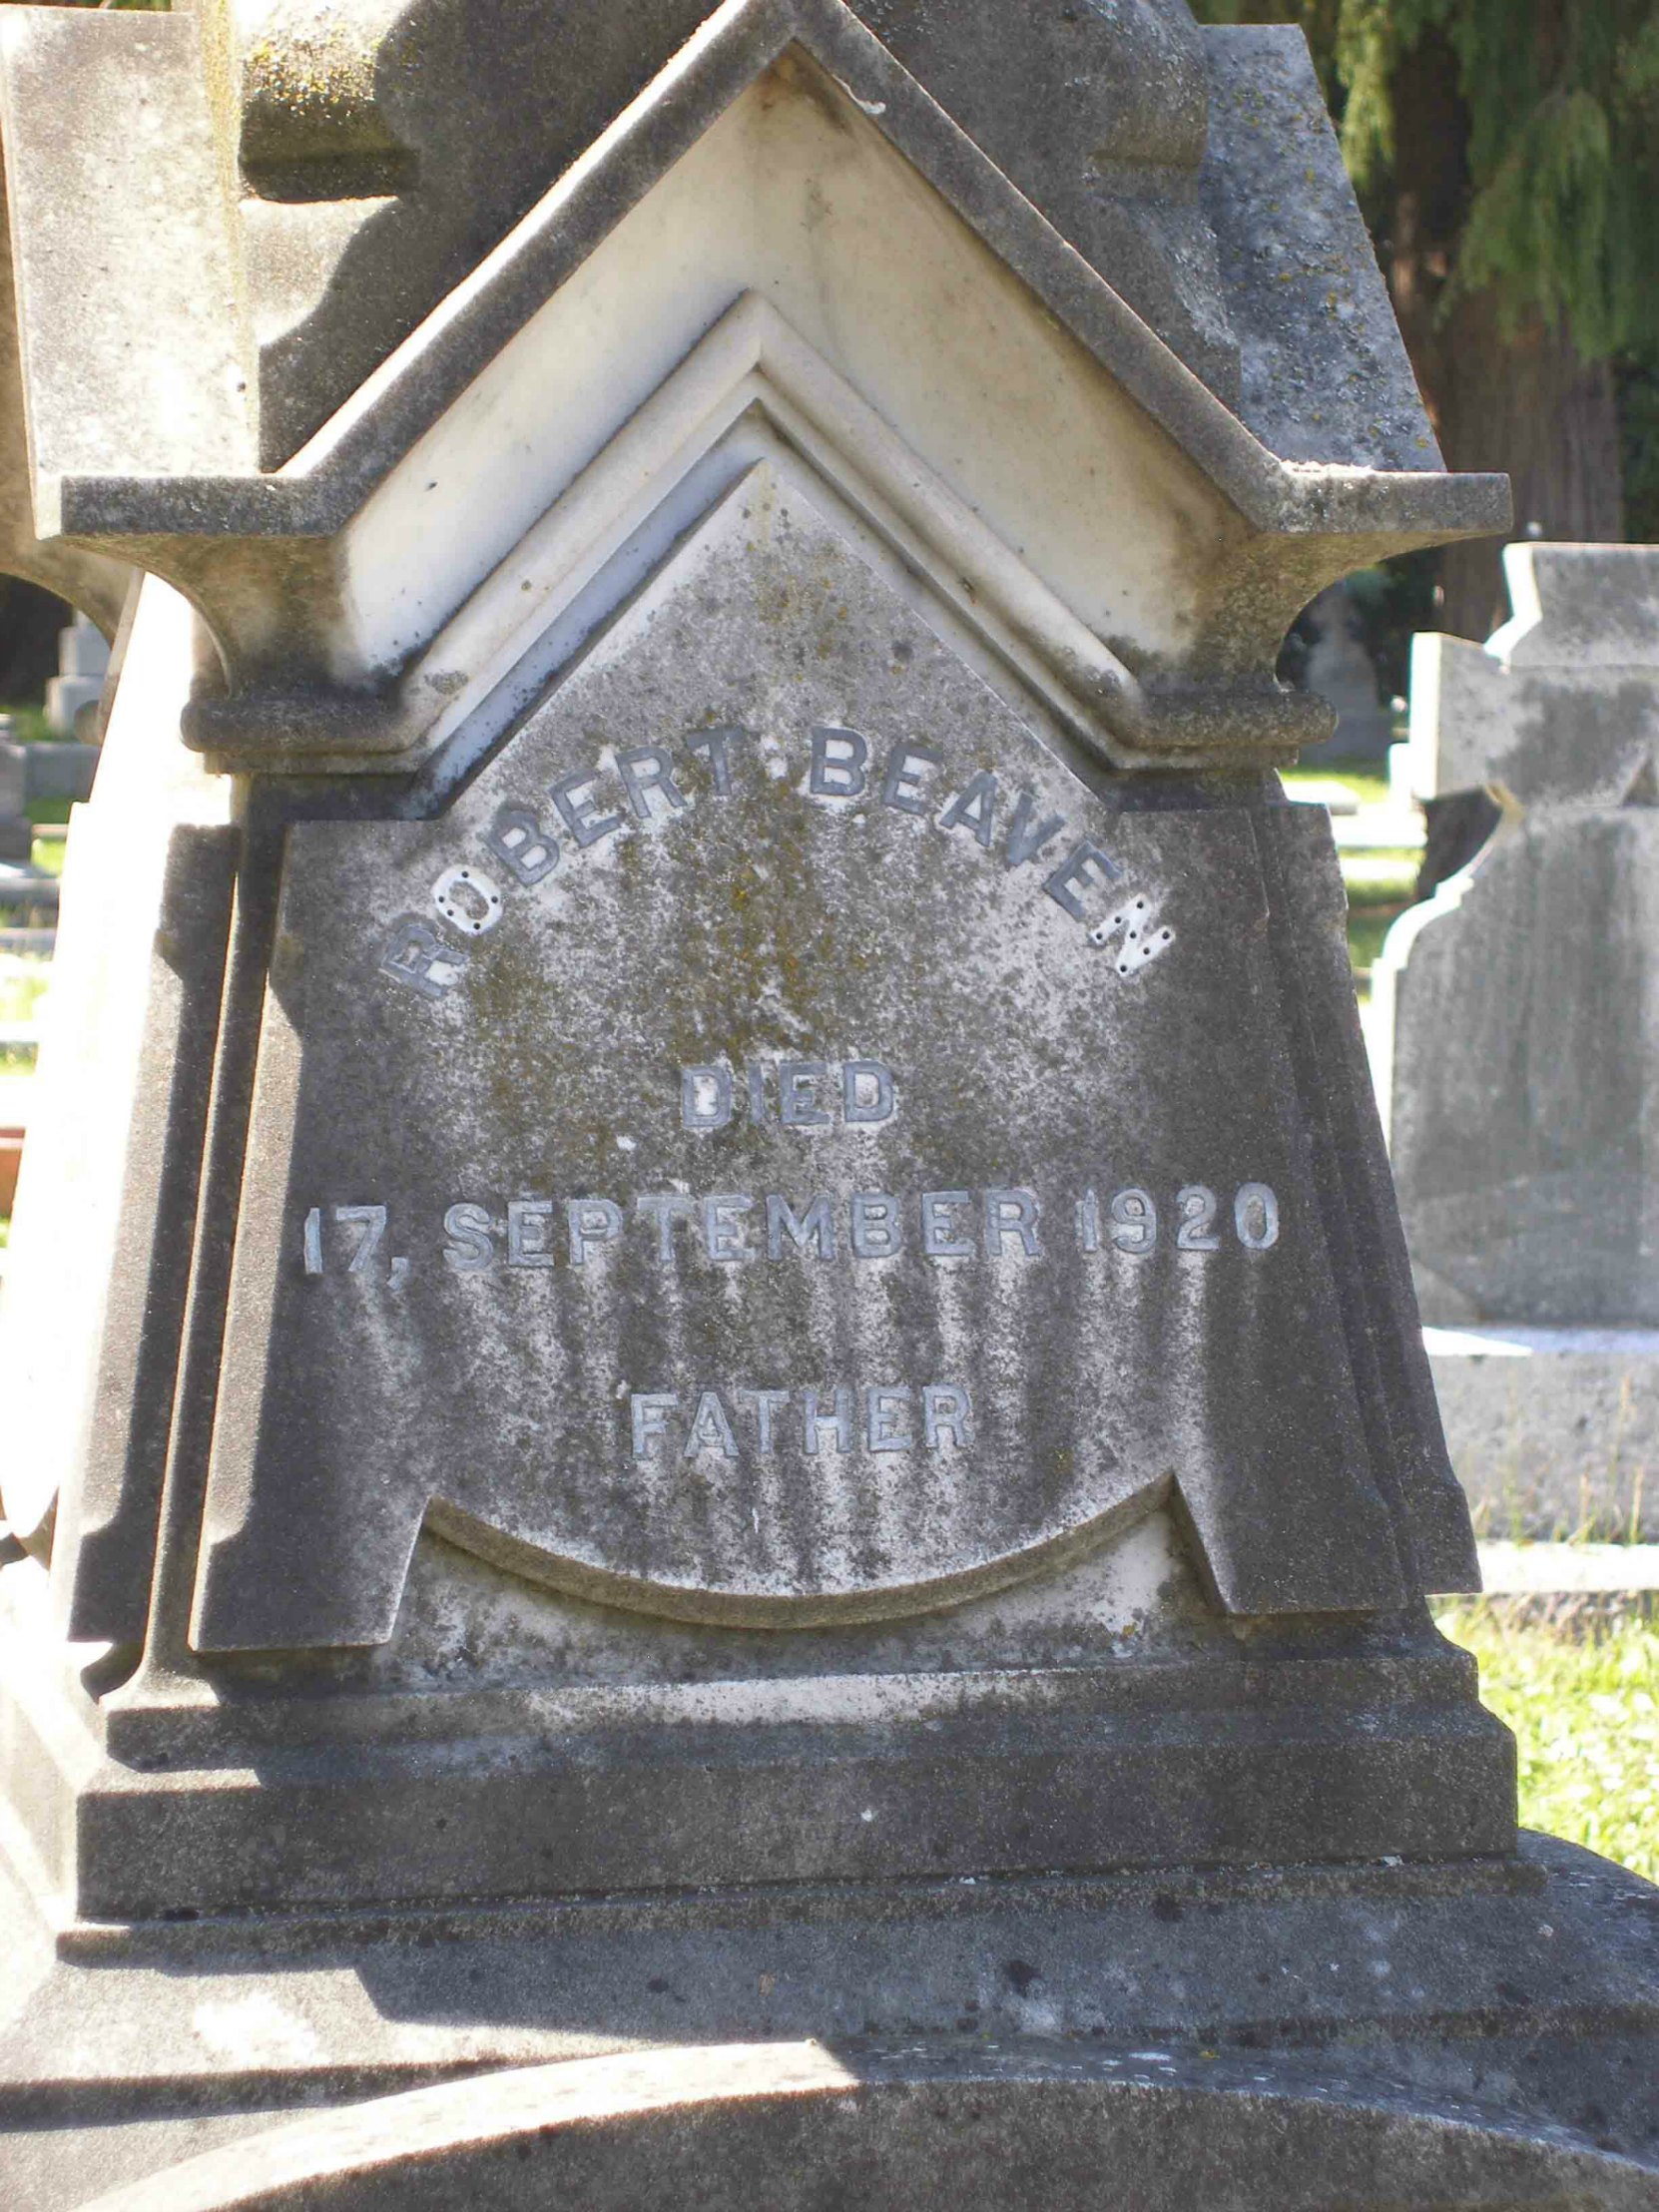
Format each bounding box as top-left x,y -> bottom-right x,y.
4,1836 -> 1658,2208
0,1542 -> 1516,1923
1427,1328 -> 1659,1541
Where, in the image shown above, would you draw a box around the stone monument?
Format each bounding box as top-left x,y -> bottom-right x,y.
1,3 -> 1655,2206
0,715 -> 29,863
1297,580 -> 1394,762
0,109 -> 129,644
1377,542 -> 1659,1538
44,612 -> 112,740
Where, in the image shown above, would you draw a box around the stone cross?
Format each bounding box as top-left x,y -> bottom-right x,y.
1409,542 -> 1659,812
1,3 -> 1656,2204
1378,543 -> 1659,1327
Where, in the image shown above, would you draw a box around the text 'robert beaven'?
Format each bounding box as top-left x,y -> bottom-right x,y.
377,720 -> 1177,1003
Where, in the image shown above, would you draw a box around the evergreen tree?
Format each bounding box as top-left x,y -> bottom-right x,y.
1191,0 -> 1659,638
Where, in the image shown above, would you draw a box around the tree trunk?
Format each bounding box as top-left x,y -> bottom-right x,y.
1435,306 -> 1625,641
1382,22 -> 1625,644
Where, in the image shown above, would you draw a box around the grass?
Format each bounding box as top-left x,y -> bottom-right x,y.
1282,765 -> 1392,810
0,955 -> 51,1075
3,701 -> 77,876
1437,1602 -> 1659,1882
0,702 -> 52,746
1342,856 -> 1417,991
1341,850 -> 1421,903
0,958 -> 50,1024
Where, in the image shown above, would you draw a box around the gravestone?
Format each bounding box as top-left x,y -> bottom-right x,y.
45,610 -> 111,739
1,5 -> 1656,2207
1297,580 -> 1394,763
17,735 -> 100,805
0,727 -> 99,904
0,716 -> 29,861
1377,542 -> 1659,1537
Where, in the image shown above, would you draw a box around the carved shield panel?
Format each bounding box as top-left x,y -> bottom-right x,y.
193,461 -> 1401,1649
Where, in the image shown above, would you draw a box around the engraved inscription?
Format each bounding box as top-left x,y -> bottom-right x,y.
191,460 -> 1392,1649
299,1177 -> 1282,1278
629,1382 -> 975,1460
299,1060 -> 1282,1289
377,719 -> 1179,1000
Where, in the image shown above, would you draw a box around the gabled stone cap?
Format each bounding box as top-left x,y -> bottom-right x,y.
0,0 -> 1492,541
0,0 -> 1508,773
216,0 -> 1240,466
185,0 -> 1443,481
32,0 -> 1417,485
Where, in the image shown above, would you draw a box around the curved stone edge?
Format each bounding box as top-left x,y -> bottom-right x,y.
76,2037 -> 1659,2211
423,1482 -> 1168,1630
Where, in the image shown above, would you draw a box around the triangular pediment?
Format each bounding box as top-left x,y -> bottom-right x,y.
32,0 -> 1338,544
202,297 -> 1219,780
6,0 -> 1503,767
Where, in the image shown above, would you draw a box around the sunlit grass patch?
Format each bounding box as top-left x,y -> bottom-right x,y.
0,957 -> 50,1025
1341,850 -> 1421,904
1282,766 -> 1391,810
1436,1601 -> 1659,1882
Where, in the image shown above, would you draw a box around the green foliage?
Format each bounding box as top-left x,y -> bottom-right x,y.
1358,0 -> 1659,355
1436,1603 -> 1659,1881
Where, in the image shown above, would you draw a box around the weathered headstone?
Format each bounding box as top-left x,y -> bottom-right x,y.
16,734 -> 100,805
0,724 -> 93,914
0,715 -> 29,862
1298,580 -> 1394,762
44,610 -> 111,739
1,5 -> 1656,2207
1377,542 -> 1659,1536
